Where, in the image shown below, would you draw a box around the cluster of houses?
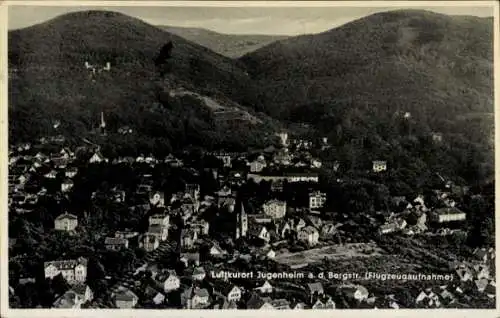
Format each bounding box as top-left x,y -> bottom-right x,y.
100,267 -> 383,310
415,247 -> 496,308
8,130 -> 493,310
8,139 -> 80,215
378,186 -> 468,236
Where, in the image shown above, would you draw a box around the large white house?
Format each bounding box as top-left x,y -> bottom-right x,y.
298,226 -> 319,246
431,207 -> 467,223
54,213 -> 78,232
309,191 -> 327,210
262,200 -> 287,219
44,257 -> 88,283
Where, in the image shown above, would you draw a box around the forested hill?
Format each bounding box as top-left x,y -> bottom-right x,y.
8,10 -> 274,153
241,9 -> 493,119
239,9 -> 494,184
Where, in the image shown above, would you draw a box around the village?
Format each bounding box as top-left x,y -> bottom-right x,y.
8,127 -> 496,310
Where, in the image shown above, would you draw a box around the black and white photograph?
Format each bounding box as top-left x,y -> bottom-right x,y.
1,0 -> 498,315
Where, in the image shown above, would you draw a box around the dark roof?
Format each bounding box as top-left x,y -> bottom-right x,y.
53,291 -> 78,308
192,267 -> 206,275
71,284 -> 90,296
307,282 -> 324,294
246,294 -> 266,309
55,212 -> 78,221
434,207 -> 466,215
105,237 -> 128,245
114,288 -> 138,301
45,257 -> 88,270
213,281 -> 239,296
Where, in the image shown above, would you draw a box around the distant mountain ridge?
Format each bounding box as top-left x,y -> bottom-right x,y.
241,9 -> 493,119
159,25 -> 288,58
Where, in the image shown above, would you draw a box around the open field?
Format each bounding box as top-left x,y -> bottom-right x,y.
274,243 -> 385,267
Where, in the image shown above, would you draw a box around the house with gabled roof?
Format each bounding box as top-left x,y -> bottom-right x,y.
152,291 -> 166,305
148,224 -> 168,242
65,167 -> 79,179
209,242 -> 227,257
290,301 -> 308,309
213,282 -> 242,302
149,192 -> 165,207
192,266 -> 206,281
415,288 -> 441,308
341,284 -> 369,302
105,237 -> 129,251
52,290 -> 87,309
246,293 -> 275,309
213,298 -> 238,309
44,257 -> 88,283
112,287 -> 138,309
269,298 -> 291,309
275,219 -> 293,239
181,287 -> 210,309
218,196 -> 236,212
180,252 -> 200,267
248,223 -> 271,243
54,212 -> 78,232
294,218 -> 307,232
140,233 -> 160,252
298,226 -> 319,246
61,179 -> 74,193
191,220 -> 210,236
89,151 -> 106,164
311,295 -> 335,309
485,281 -> 496,298
180,229 -> 198,249
431,207 -> 466,223
254,280 -> 274,294
306,282 -> 324,302
262,200 -> 287,219
157,270 -> 180,292
473,247 -> 495,263
455,267 -> 473,282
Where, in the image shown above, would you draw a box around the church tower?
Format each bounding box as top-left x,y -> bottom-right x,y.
235,202 -> 248,239
99,111 -> 106,136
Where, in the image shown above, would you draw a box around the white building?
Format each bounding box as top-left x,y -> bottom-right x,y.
309,191 -> 327,210
372,160 -> 387,173
44,258 -> 88,283
61,179 -> 74,193
250,157 -> 267,173
276,132 -> 288,147
297,226 -> 319,246
149,192 -> 165,207
89,152 -> 106,164
431,207 -> 466,223
262,200 -> 287,219
54,213 -> 78,232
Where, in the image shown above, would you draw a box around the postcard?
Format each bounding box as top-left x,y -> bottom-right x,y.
1,1 -> 499,317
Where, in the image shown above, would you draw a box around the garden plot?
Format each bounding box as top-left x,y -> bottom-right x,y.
274,243 -> 385,267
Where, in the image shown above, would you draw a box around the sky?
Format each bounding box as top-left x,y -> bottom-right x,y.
7,3 -> 496,35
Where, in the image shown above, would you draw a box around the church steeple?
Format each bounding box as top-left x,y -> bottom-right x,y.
99,111 -> 107,136
235,201 -> 248,239
100,111 -> 106,128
